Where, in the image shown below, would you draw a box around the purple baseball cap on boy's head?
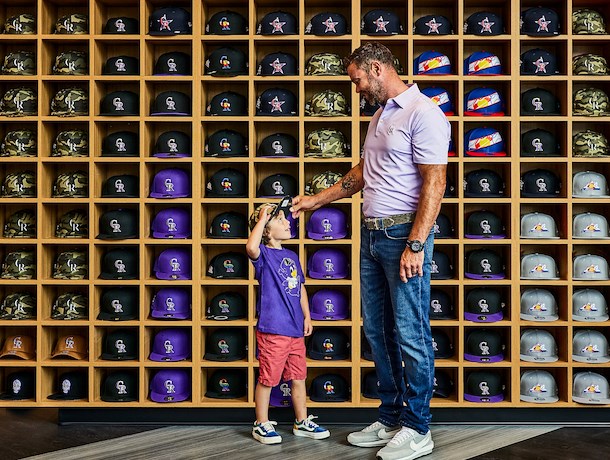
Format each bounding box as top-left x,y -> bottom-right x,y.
307,248 -> 349,279
150,168 -> 191,198
150,369 -> 190,402
149,328 -> 191,361
154,248 -> 192,280
269,379 -> 292,407
309,289 -> 349,320
151,207 -> 191,239
151,287 -> 191,319
306,207 -> 348,240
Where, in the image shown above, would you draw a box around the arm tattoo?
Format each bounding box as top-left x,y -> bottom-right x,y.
341,172 -> 356,194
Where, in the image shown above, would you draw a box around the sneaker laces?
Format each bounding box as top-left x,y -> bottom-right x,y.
362,421 -> 387,432
299,414 -> 321,429
388,427 -> 417,447
261,421 -> 278,433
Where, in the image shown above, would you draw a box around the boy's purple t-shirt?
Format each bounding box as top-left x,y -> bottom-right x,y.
251,244 -> 305,338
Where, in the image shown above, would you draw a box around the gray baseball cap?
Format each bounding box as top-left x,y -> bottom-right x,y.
520,329 -> 559,362
572,329 -> 610,363
572,171 -> 610,198
520,212 -> 559,239
573,212 -> 610,239
520,253 -> 559,280
573,254 -> 610,280
520,288 -> 559,321
573,372 -> 610,405
572,289 -> 609,322
520,370 -> 559,403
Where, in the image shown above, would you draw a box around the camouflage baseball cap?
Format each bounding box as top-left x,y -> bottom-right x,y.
249,202 -> 277,230
51,292 -> 88,320
1,171 -> 36,197
0,292 -> 36,320
52,130 -> 88,157
52,171 -> 88,198
305,53 -> 346,76
305,89 -> 349,116
51,88 -> 88,116
2,51 -> 35,75
573,8 -> 606,34
573,130 -> 610,157
305,171 -> 343,195
573,53 -> 609,75
55,210 -> 88,238
3,210 -> 36,238
0,87 -> 37,116
304,129 -> 349,158
573,88 -> 610,116
1,130 -> 37,157
4,14 -> 36,34
1,249 -> 35,279
52,51 -> 88,75
54,14 -> 88,35
52,249 -> 88,280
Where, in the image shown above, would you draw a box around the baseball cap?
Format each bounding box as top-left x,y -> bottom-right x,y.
306,207 -> 348,240
309,289 -> 349,320
432,329 -> 454,358
429,288 -> 455,320
100,91 -> 139,116
205,168 -> 247,198
205,47 -> 248,76
206,10 -> 248,35
573,131 -> 610,158
309,373 -> 349,402
207,252 -> 248,279
464,12 -> 504,35
464,51 -> 502,76
0,334 -> 35,359
433,369 -> 454,398
257,174 -> 297,198
465,288 -> 505,323
257,133 -> 298,158
465,210 -> 505,238
465,249 -> 506,280
149,328 -> 191,361
464,370 -> 504,402
520,370 -> 559,403
414,15 -> 453,35
0,370 -> 35,400
520,49 -> 559,76
0,292 -> 36,320
573,289 -> 609,322
204,328 -> 247,361
520,7 -> 560,36
104,17 -> 138,34
420,87 -> 454,116
520,329 -> 559,362
430,249 -> 453,280
361,9 -> 404,35
51,292 -> 88,320
151,207 -> 191,239
307,248 -> 349,279
573,254 -> 610,280
307,328 -> 350,360
464,169 -> 505,197
257,11 -> 297,35
573,329 -> 610,363
153,52 -> 191,76
148,7 -> 192,36
101,370 -> 138,402
520,212 -> 559,239
48,370 -> 87,400
572,87 -> 608,116
151,287 -> 191,320
150,91 -> 191,116
573,372 -> 610,404
101,131 -> 138,157
154,131 -> 191,158
102,175 -> 138,198
208,211 -> 248,239
101,328 -> 138,360
520,253 -> 560,280
433,213 -> 455,238
521,129 -> 560,157
464,88 -> 505,116
520,169 -> 561,198
520,289 -> 559,322
256,87 -> 297,116
520,88 -> 560,115
573,212 -> 610,239
464,127 -> 506,156
573,53 -> 610,76
206,91 -> 247,116
572,171 -> 610,198
414,51 -> 452,75
257,52 -> 297,76
464,329 -> 504,363
103,56 -> 139,75
97,209 -> 138,240
51,334 -> 87,359
153,248 -> 192,280
150,369 -> 190,403
150,168 -> 191,198
98,286 -> 139,321
205,369 -> 247,399
305,12 -> 348,36
100,247 -> 138,280
206,291 -> 247,321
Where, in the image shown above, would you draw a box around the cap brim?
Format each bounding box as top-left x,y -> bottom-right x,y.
150,112 -> 191,116
521,152 -> 561,157
101,395 -> 137,402
152,231 -> 190,238
573,276 -> 610,281
520,395 -> 559,403
308,351 -> 349,360
153,153 -> 191,158
154,272 -> 192,280
464,192 -> 504,198
573,314 -> 609,322
101,352 -> 138,360
520,354 -> 559,362
99,273 -> 138,280
101,152 -> 139,157
464,353 -> 504,363
97,233 -> 138,240
520,313 -> 559,322
0,351 -> 32,359
464,393 -> 504,403
572,355 -> 610,363
465,234 -> 506,239
151,310 -> 191,319
464,111 -> 505,116
50,351 -> 87,360
308,273 -> 348,280
150,391 -> 190,403
97,312 -> 138,321
431,274 -> 453,280
362,392 -> 379,399
521,276 -> 560,280
465,273 -> 506,280
309,395 -> 348,402
149,193 -> 191,198
203,353 -> 245,362
465,151 -> 507,157
574,236 -> 610,240
520,111 -> 561,116
573,194 -> 610,198
47,392 -> 87,400
149,352 -> 190,362
0,392 -> 33,400
573,395 -> 610,405
99,112 -> 139,116
310,313 -> 349,321
465,311 -> 504,322
307,231 -> 348,240
205,390 -> 246,399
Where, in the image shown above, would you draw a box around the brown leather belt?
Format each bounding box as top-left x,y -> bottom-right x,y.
363,212 -> 416,230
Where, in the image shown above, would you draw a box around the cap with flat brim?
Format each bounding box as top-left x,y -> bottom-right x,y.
464,352 -> 504,363
464,393 -> 504,403
464,311 -> 504,322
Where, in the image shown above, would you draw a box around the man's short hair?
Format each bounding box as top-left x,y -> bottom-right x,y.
344,42 -> 396,72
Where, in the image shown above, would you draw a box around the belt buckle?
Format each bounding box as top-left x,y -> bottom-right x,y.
385,217 -> 395,228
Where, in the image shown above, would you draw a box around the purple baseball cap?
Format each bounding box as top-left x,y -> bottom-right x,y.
150,369 -> 190,402
310,289 -> 349,320
307,248 -> 349,279
151,207 -> 192,238
269,379 -> 292,407
149,328 -> 191,361
150,287 -> 191,319
149,168 -> 191,198
306,207 -> 348,240
154,248 -> 192,280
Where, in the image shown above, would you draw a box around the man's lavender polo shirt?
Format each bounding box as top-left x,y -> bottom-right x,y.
361,83 -> 450,218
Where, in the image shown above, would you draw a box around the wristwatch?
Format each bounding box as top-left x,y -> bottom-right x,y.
406,239 -> 424,253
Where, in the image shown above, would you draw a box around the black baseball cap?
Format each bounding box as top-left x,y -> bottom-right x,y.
257,133 -> 298,157
256,87 -> 297,116
100,247 -> 138,280
153,131 -> 192,158
205,47 -> 248,76
414,15 -> 453,35
307,329 -> 350,360
204,328 -> 247,361
101,131 -> 139,157
520,49 -> 559,76
205,130 -> 248,157
205,369 -> 247,398
48,370 -> 87,400
206,91 -> 247,116
521,88 -> 560,115
465,210 -> 506,239
465,329 -> 505,363
465,248 -> 506,280
206,291 -> 247,320
100,91 -> 139,116
257,173 -> 298,198
464,12 -> 504,35
148,7 -> 192,36
208,211 -> 248,238
464,370 -> 505,402
103,56 -> 139,75
521,129 -> 560,157
258,11 -> 297,35
206,10 -> 248,35
257,52 -> 298,76
205,168 -> 247,197
429,288 -> 455,320
0,370 -> 35,400
98,286 -> 139,321
207,252 -> 248,279
432,329 -> 454,358
150,91 -> 191,116
104,17 -> 138,34
464,169 -> 505,197
433,369 -> 454,398
520,169 -> 561,198
309,373 -> 349,402
102,175 -> 139,198
433,213 -> 455,239
154,51 -> 191,76
305,12 -> 348,36
97,209 -> 139,239
520,7 -> 560,36
431,249 -> 454,280
465,288 -> 505,323
361,9 -> 404,35
101,370 -> 138,402
101,328 -> 138,360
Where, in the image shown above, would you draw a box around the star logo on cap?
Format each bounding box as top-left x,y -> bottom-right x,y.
479,17 -> 495,33
270,17 -> 286,33
269,95 -> 285,112
323,16 -> 339,33
425,17 -> 442,34
535,15 -> 551,32
270,58 -> 286,74
374,16 -> 390,32
158,14 -> 173,31
533,56 -> 549,73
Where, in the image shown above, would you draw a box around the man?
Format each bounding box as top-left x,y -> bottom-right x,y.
291,42 -> 449,460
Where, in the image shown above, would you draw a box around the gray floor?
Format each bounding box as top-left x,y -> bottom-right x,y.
23,425 -> 560,460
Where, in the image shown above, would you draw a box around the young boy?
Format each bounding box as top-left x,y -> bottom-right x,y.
246,203 -> 330,444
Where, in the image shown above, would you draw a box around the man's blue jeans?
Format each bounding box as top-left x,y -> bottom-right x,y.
360,222 -> 435,435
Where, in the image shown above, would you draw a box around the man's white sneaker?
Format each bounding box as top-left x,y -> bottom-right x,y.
347,421 -> 401,447
375,427 -> 433,460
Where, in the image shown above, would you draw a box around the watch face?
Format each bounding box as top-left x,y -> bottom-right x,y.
410,240 -> 423,252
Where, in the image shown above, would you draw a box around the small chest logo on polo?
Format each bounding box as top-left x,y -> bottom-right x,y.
219,378 -> 230,392
480,258 -> 492,273
479,178 -> 491,192
529,342 -> 547,354
220,219 -> 231,233
221,177 -> 232,191
111,299 -> 123,313
479,381 -> 490,395
373,16 -> 390,33
166,217 -> 177,232
478,17 -> 495,33
580,302 -> 598,313
170,258 -> 180,272
272,181 -> 284,194
220,98 -> 231,112
62,379 -> 71,394
115,59 -> 126,72
535,15 -> 551,33
419,54 -> 450,73
269,96 -> 285,112
533,56 -> 550,73
116,380 -> 127,394
530,383 -> 547,394
115,259 -> 126,273
218,339 -> 230,354
467,92 -> 500,111
165,97 -> 176,111
113,97 -> 124,111
115,137 -> 126,151
584,384 -> 602,395
480,219 -> 491,234
219,299 -> 230,314
110,219 -> 121,233
431,299 -> 442,313
115,339 -> 127,354
582,343 -> 600,354
270,17 -> 286,33
164,340 -> 174,354
478,299 -> 489,313
470,55 -> 500,73
479,341 -> 490,355
425,18 -> 442,34
529,302 -> 547,314
158,14 -> 173,31
322,16 -> 339,33
115,19 -> 126,32
469,132 -> 502,151
165,297 -> 175,311
270,58 -> 286,74
530,263 -> 549,274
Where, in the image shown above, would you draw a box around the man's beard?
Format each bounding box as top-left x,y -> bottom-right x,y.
363,77 -> 386,106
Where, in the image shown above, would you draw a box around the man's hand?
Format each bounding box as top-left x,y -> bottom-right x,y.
400,247 -> 424,282
290,195 -> 321,218
303,317 -> 313,336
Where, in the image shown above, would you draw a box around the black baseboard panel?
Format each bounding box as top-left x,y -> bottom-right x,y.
58,407 -> 610,426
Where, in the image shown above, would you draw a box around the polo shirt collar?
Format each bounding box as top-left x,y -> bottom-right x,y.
386,83 -> 418,109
